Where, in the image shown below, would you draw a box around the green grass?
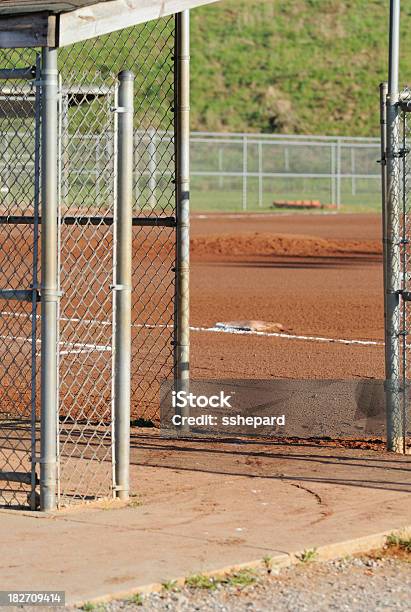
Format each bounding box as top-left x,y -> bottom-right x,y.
185,574 -> 220,590
185,569 -> 257,590
386,534 -> 411,552
190,0 -> 408,136
128,593 -> 144,606
296,548 -> 318,563
4,1 -> 405,137
191,188 -> 381,213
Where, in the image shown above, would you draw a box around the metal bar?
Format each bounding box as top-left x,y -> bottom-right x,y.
218,148 -> 223,188
113,71 -> 134,501
381,82 -> 389,389
40,47 -> 59,511
258,141 -> 263,207
331,143 -> 336,205
385,0 -> 404,453
30,53 -> 41,511
0,472 -> 33,485
148,126 -> 157,208
0,216 -> 176,227
0,67 -> 36,80
336,138 -> 342,209
0,289 -> 38,302
351,147 -> 356,196
242,135 -> 247,211
174,10 -> 190,409
191,131 -> 380,142
190,171 -> 380,180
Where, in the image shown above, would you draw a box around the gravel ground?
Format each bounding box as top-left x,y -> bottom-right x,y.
76,551 -> 411,612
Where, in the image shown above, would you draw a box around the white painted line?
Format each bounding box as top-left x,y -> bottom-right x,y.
192,323 -> 384,347
60,347 -> 111,356
0,334 -> 111,353
0,310 -> 383,348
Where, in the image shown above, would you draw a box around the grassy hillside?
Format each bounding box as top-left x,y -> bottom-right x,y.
190,0 -> 409,136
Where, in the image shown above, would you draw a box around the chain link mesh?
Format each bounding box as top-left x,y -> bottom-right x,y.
57,17 -> 176,505
398,94 -> 411,451
0,49 -> 40,508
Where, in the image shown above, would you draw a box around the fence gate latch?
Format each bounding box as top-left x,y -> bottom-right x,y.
399,290 -> 411,302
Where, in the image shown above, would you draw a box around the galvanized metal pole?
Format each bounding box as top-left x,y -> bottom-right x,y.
40,47 -> 59,511
336,138 -> 342,209
351,147 -> 356,197
381,82 -> 389,358
218,148 -> 223,189
242,135 -> 247,211
258,141 -> 263,208
114,71 -> 134,500
148,126 -> 157,208
30,54 -> 41,511
331,143 -> 336,205
385,0 -> 404,453
174,11 -> 190,406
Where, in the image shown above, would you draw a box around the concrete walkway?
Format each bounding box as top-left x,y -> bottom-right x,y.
0,435 -> 410,605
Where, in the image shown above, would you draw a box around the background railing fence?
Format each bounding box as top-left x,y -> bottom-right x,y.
0,130 -> 381,214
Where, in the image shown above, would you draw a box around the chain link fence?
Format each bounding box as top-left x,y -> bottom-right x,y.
56,17 -> 176,506
0,49 -> 41,508
383,84 -> 411,455
4,130 -> 381,215
189,133 -> 381,212
0,16 -> 177,509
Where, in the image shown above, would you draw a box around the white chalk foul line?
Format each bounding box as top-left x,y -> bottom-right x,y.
191,324 -> 384,347
0,334 -> 111,355
0,311 -> 383,348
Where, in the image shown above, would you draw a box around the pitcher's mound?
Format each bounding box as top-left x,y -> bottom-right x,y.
216,320 -> 286,333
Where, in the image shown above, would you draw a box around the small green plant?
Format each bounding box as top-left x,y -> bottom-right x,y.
386,533 -> 411,552
128,494 -> 143,508
223,569 -> 257,588
81,604 -> 105,612
185,574 -> 220,590
296,548 -> 318,563
162,580 -> 178,591
263,555 -> 273,573
128,592 -> 144,606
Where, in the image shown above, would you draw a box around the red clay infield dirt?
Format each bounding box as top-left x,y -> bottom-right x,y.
189,212 -> 384,382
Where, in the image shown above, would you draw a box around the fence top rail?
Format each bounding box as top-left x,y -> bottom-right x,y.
190,131 -> 380,143
189,137 -> 380,148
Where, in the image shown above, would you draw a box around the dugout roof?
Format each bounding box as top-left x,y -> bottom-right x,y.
0,0 -> 219,47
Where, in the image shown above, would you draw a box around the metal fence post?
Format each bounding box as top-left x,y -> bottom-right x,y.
174,11 -> 190,397
242,135 -> 247,211
336,138 -> 342,209
381,83 -> 389,364
148,126 -> 157,208
258,141 -> 263,207
385,0 -> 404,453
40,47 -> 59,511
113,71 -> 134,500
218,147 -> 224,189
351,147 -> 356,196
331,142 -> 336,205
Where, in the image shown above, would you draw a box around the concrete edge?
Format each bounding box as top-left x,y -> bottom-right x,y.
71,524 -> 411,607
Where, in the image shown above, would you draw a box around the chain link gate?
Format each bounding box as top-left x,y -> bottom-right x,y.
383,84 -> 411,455
0,12 -> 186,509
55,17 -> 177,506
382,1 -> 411,455
0,51 -> 41,509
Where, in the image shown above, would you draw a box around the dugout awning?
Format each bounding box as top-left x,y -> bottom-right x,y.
0,0 -> 219,47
